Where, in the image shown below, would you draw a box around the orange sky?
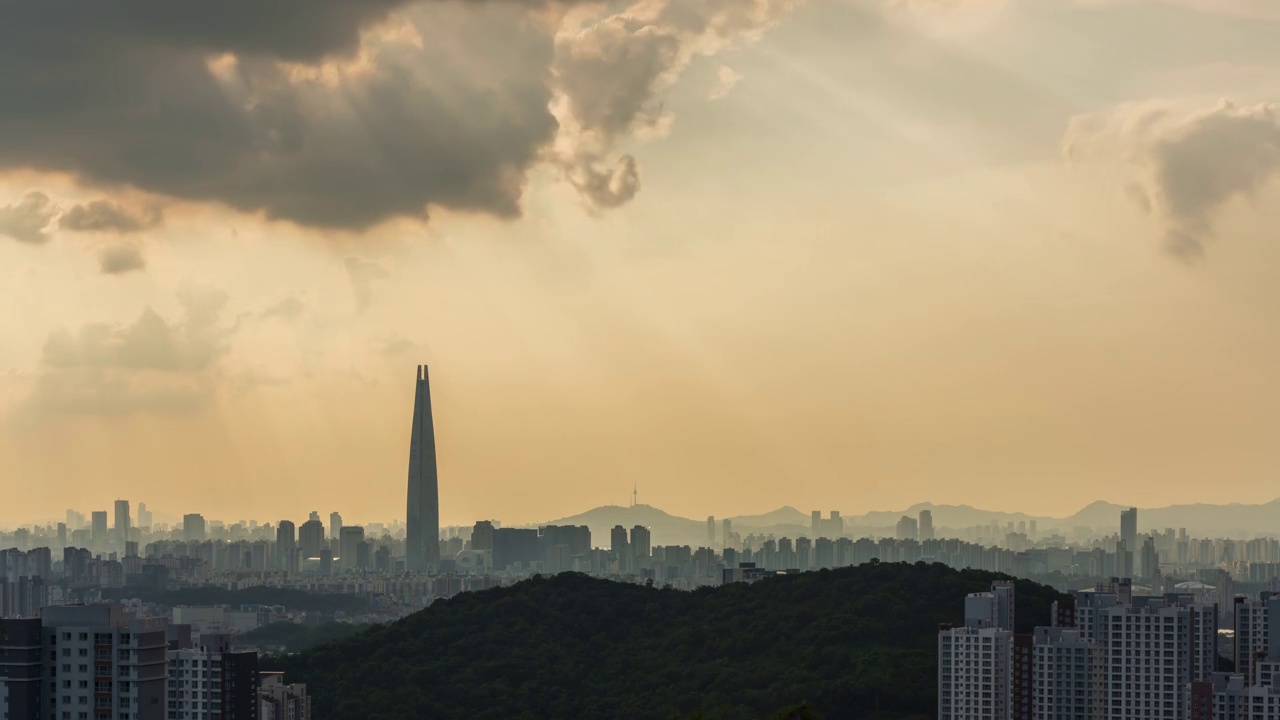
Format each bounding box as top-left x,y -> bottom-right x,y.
4,0 -> 1280,528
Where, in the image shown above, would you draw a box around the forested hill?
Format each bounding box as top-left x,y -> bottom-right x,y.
270,562 -> 1067,720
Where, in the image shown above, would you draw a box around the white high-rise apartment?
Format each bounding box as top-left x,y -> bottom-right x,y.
938,582 -> 1016,720
939,625 -> 1012,720
1189,673 -> 1280,720
1097,599 -> 1216,719
166,633 -> 259,720
42,604 -> 167,720
1032,627 -> 1104,720
1234,594 -> 1280,686
259,672 -> 310,720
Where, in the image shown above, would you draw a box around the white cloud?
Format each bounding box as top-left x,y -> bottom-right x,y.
709,65 -> 744,100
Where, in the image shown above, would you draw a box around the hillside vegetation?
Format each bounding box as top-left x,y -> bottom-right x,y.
272,562 -> 1066,720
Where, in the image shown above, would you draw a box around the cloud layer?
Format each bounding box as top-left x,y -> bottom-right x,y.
1065,99 -> 1280,258
0,0 -> 796,231
0,192 -> 58,244
62,200 -> 162,234
26,286 -> 232,415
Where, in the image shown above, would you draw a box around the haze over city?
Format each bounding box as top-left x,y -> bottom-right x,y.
4,0 -> 1280,529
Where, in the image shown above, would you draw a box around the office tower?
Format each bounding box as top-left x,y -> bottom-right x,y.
299,518 -> 325,560
811,510 -> 821,538
137,502 -> 152,529
919,510 -> 934,541
895,515 -> 918,541
610,525 -> 629,560
630,525 -> 651,565
1120,506 -> 1137,555
539,526 -> 591,570
260,672 -> 311,720
1028,520 -> 1037,539
339,526 -> 365,570
406,364 -> 441,573
92,511 -> 108,545
329,512 -> 343,548
276,520 -> 297,572
168,633 -> 260,719
471,521 -> 495,552
42,604 -> 167,719
56,522 -> 67,547
183,513 -> 207,542
1140,536 -> 1159,580
722,519 -> 732,549
706,516 -> 715,547
491,528 -> 540,572
115,499 -> 131,547
309,511 -> 320,522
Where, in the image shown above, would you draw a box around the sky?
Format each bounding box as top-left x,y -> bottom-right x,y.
3,0 -> 1280,528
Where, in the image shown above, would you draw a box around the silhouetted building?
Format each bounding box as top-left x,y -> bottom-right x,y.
277,520 -> 297,573
630,525 -> 651,568
471,521 -> 495,552
1120,507 -> 1138,557
492,528 -> 540,572
610,525 -> 629,571
896,515 -> 918,541
329,512 -> 342,550
339,526 -> 365,571
299,517 -> 325,560
919,510 -> 934,541
0,618 -> 42,719
92,510 -> 108,545
406,364 -> 441,573
183,513 -> 207,542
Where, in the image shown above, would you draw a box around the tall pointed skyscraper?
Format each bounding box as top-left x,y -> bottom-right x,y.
406,364 -> 440,573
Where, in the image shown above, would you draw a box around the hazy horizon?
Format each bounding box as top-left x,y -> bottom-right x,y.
5,0 -> 1280,528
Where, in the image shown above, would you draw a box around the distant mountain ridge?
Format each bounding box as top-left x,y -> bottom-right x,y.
537,497 -> 1280,544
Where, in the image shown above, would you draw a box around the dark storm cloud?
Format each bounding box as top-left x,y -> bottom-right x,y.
0,0 -> 564,230
0,0 -> 797,230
